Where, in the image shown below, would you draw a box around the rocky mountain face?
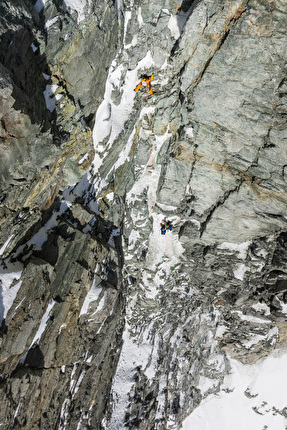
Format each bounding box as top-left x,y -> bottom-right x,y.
0,0 -> 287,429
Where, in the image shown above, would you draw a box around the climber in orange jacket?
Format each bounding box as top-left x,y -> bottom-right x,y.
134,74 -> 156,95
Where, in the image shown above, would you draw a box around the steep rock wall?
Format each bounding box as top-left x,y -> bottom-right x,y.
0,0 -> 287,429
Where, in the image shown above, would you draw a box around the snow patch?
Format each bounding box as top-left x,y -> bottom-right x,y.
113,126 -> 137,171
0,234 -> 14,256
12,403 -> 21,427
108,227 -> 121,248
123,11 -> 132,47
252,302 -> 271,316
0,261 -> 23,322
266,326 -> 279,346
137,7 -> 144,27
16,201 -> 67,255
218,241 -> 250,259
43,84 -> 62,112
79,281 -> 103,316
199,376 -> 219,396
279,299 -> 287,315
114,0 -> 123,18
31,299 -> 56,345
92,63 -> 130,156
233,310 -> 268,325
59,362 -> 88,429
62,0 -> 88,23
185,126 -> 194,138
156,202 -> 177,212
78,152 -> 89,165
90,294 -> 105,316
155,373 -> 167,421
106,192 -> 114,202
234,263 -> 247,281
215,325 -> 227,338
19,299 -> 56,365
44,16 -> 59,29
168,14 -> 180,40
243,333 -> 268,350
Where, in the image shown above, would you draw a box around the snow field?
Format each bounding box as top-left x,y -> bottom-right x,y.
104,323 -> 160,429
183,349 -> 287,430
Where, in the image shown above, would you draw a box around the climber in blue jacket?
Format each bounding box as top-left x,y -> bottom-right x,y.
160,219 -> 173,235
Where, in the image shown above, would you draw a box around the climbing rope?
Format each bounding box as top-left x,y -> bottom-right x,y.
145,85 -> 158,332
154,291 -> 158,332
165,233 -> 179,283
165,234 -> 171,258
146,85 -> 154,211
140,78 -> 178,333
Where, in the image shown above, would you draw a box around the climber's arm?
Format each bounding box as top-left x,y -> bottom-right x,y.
146,74 -> 153,84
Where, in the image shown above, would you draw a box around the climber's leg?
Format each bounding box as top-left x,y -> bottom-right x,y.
134,83 -> 142,92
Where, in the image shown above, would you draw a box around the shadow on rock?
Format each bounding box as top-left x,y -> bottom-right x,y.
0,30 -> 53,131
0,1 -> 58,135
24,345 -> 45,369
